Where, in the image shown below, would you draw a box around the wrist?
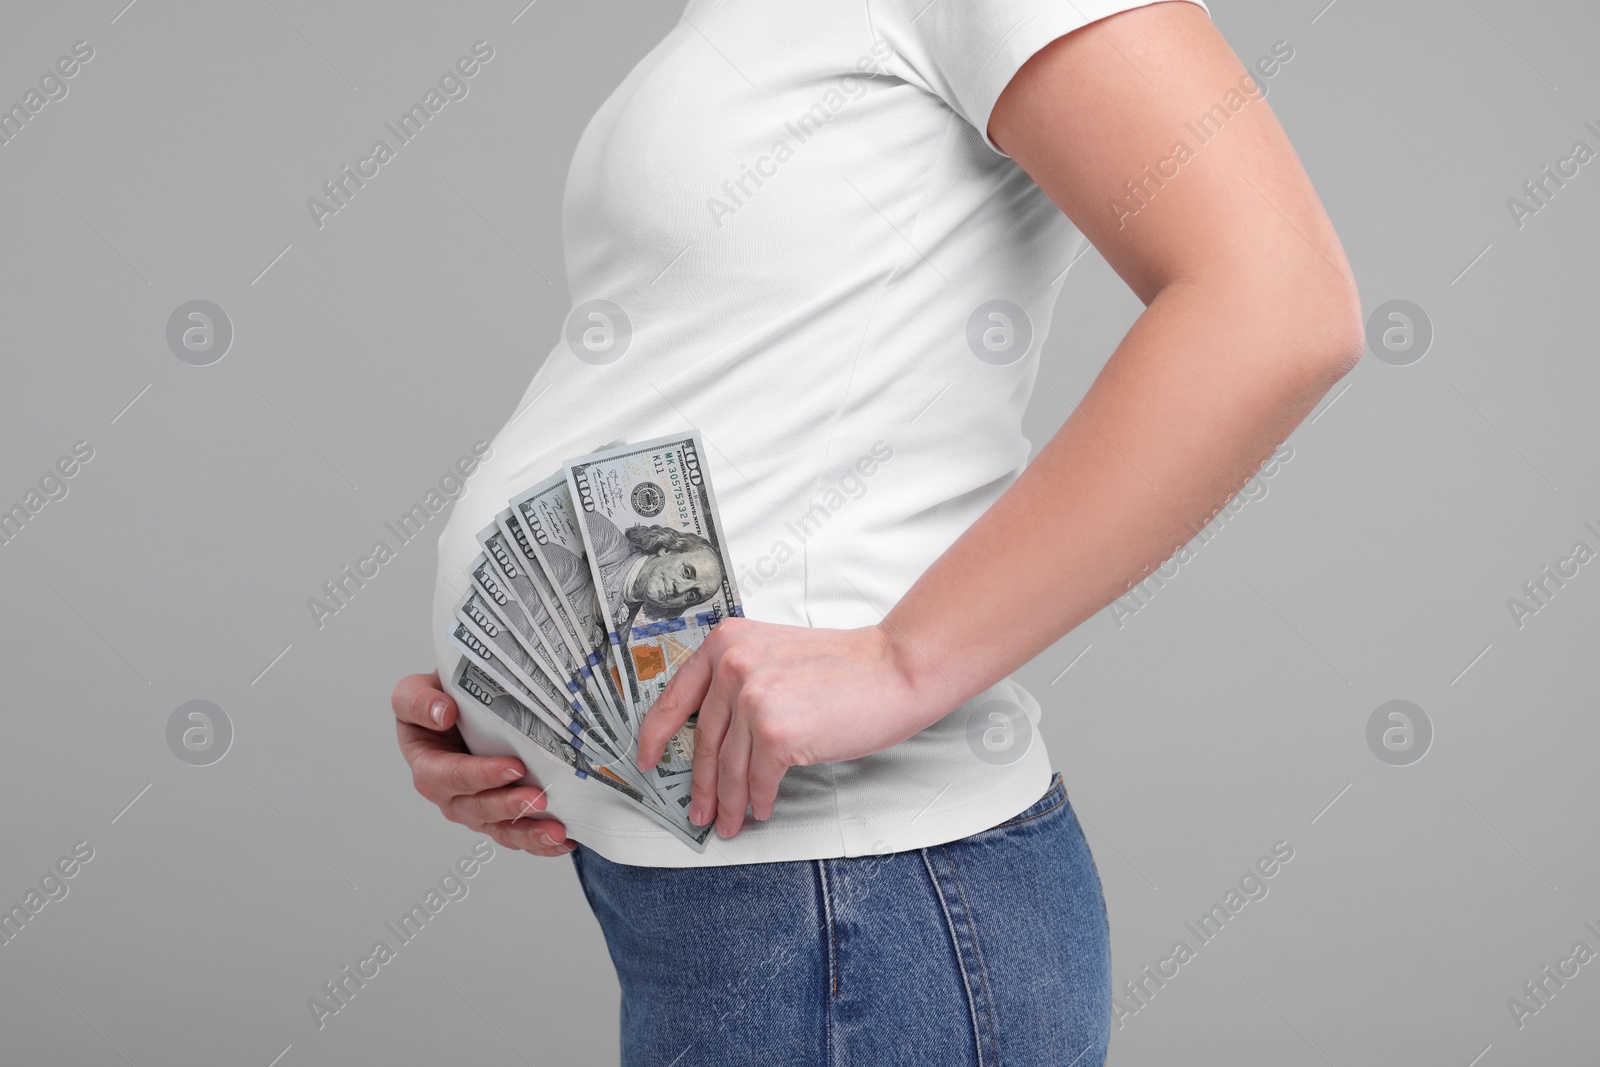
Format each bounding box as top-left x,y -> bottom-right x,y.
871,619 -> 959,727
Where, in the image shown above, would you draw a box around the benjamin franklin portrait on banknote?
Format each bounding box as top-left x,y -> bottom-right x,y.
583,512 -> 725,632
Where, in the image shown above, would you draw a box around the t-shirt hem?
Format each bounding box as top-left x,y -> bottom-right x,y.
563,740 -> 1055,868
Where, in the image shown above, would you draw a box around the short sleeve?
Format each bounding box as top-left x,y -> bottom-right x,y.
866,0 -> 1211,157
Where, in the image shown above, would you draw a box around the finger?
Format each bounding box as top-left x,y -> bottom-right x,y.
395,718 -> 466,764
636,643 -> 715,769
715,717 -> 753,839
491,818 -> 572,854
411,743 -> 529,803
396,720 -> 471,788
392,671 -> 457,731
444,784 -> 548,827
747,747 -> 787,822
687,666 -> 737,826
486,819 -> 575,857
492,818 -> 568,845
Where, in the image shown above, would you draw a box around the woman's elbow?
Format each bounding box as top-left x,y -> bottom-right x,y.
1254,272 -> 1367,384
1316,281 -> 1367,381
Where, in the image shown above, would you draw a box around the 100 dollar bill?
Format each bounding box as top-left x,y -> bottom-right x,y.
465,552 -> 633,766
511,472 -> 630,733
476,521 -> 622,746
565,431 -> 743,777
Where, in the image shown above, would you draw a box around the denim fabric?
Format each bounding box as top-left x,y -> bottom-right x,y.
570,772 -> 1111,1066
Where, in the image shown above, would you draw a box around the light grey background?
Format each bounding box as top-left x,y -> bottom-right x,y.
1,0 -> 1595,1064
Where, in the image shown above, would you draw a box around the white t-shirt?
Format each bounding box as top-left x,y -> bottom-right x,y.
434,0 -> 1210,866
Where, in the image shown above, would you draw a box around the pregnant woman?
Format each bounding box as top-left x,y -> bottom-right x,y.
392,1 -> 1361,1062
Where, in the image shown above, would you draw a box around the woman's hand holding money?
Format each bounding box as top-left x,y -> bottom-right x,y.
635,618 -> 942,840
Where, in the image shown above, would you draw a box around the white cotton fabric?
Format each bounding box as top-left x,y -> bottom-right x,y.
433,0 -> 1210,866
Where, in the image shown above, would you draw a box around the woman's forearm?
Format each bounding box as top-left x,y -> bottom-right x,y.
881,277 -> 1361,717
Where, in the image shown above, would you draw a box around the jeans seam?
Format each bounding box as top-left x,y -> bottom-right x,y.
813,859 -> 840,1067
817,859 -> 840,998
919,847 -> 996,1067
940,843 -> 1003,1067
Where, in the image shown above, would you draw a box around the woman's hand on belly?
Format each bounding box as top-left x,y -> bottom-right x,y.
391,671 -> 574,856
633,618 -> 942,839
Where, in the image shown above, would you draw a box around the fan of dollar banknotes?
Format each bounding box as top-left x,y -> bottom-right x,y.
445,431 -> 742,852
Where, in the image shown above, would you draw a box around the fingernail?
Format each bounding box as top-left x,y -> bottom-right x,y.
501,766 -> 522,782
532,789 -> 547,810
689,802 -> 706,825
539,832 -> 554,846
560,843 -> 576,853
430,700 -> 447,726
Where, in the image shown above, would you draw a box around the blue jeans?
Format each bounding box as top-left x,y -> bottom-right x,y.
570,772 -> 1111,1066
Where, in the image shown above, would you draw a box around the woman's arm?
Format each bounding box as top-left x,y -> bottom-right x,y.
637,1 -> 1364,838
892,0 -> 1363,705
